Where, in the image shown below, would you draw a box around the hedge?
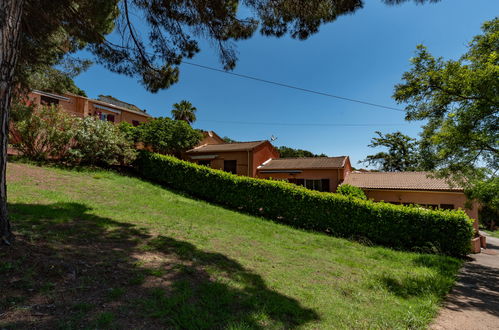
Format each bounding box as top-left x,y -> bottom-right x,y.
134,151 -> 474,256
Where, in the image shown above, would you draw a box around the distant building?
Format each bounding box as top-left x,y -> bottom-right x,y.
28,90 -> 152,126
343,171 -> 479,229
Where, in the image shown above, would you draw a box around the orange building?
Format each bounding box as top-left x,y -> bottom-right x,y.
256,157 -> 352,192
343,171 -> 479,228
28,90 -> 152,125
185,140 -> 279,177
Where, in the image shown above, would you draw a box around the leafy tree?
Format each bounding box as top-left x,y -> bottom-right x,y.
0,0 -> 441,244
393,18 -> 498,184
138,118 -> 202,156
69,117 -> 137,166
171,100 -> 197,124
361,131 -> 420,171
465,177 -> 498,230
223,136 -> 238,143
10,103 -> 77,160
26,58 -> 91,96
336,184 -> 367,200
278,146 -> 327,158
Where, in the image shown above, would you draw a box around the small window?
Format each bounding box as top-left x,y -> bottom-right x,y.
303,179 -> 329,192
224,160 -> 237,174
40,95 -> 59,106
107,114 -> 115,123
198,160 -> 211,167
132,120 -> 140,127
440,204 -> 454,210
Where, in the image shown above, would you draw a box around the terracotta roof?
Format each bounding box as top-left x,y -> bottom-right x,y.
186,141 -> 267,153
258,157 -> 348,170
343,172 -> 463,191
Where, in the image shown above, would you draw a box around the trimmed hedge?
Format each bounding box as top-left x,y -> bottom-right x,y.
134,151 -> 474,256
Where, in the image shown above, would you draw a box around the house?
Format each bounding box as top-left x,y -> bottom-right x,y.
28,90 -> 152,125
185,140 -> 279,177
256,156 -> 352,192
343,171 -> 479,229
199,130 -> 226,145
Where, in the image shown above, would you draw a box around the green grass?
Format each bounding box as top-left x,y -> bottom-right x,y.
482,229 -> 499,238
2,162 -> 462,329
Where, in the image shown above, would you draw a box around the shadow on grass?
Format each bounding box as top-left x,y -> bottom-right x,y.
1,202 -> 319,329
378,255 -> 461,299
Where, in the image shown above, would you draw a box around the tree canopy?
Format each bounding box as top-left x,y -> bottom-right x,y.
393,18 -> 498,183
278,146 -> 327,158
171,100 -> 197,124
361,131 -> 421,172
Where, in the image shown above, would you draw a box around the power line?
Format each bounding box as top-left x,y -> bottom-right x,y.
197,119 -> 408,127
183,61 -> 406,112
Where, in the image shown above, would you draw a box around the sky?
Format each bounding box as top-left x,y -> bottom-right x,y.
73,0 -> 498,167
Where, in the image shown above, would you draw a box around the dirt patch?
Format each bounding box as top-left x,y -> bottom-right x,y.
7,163 -> 73,188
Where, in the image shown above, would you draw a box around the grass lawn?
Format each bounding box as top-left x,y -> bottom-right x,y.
482,229 -> 499,239
1,162 -> 462,329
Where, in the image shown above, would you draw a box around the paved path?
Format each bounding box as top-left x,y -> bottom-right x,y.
431,232 -> 499,330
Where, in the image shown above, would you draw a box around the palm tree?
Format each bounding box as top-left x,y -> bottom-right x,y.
171,100 -> 197,124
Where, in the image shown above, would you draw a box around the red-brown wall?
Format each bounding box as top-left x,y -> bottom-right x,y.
363,189 -> 479,229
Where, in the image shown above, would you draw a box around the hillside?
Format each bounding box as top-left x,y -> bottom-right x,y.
1,162 -> 461,329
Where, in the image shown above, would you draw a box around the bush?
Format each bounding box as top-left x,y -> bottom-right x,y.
10,103 -> 77,160
138,117 -> 202,156
69,117 -> 137,166
337,184 -> 367,200
134,152 -> 474,256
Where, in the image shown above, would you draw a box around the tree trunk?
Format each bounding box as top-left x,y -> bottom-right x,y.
0,0 -> 23,245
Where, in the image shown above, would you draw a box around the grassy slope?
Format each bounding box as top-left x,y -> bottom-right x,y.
483,230 -> 499,238
1,162 -> 461,329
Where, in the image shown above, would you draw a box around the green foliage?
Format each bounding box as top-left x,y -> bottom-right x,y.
134,151 -> 474,256
362,131 -> 422,171
336,184 -> 367,200
10,103 -> 77,161
171,100 -> 197,124
278,146 -> 326,158
138,118 -> 202,156
69,117 -> 137,166
466,177 -> 499,230
118,121 -> 141,143
25,61 -> 89,97
394,18 -> 498,183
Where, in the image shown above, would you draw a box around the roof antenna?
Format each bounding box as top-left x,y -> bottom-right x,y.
270,135 -> 277,142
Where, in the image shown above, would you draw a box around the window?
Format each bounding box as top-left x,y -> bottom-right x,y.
40,95 -> 59,106
289,179 -> 329,192
107,114 -> 115,123
198,160 -> 211,167
224,160 -> 237,174
440,204 -> 454,210
132,120 -> 140,127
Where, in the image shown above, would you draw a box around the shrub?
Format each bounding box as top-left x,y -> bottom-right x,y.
69,117 -> 137,166
118,121 -> 141,143
10,103 -> 77,160
138,117 -> 202,156
134,152 -> 474,256
336,184 -> 367,200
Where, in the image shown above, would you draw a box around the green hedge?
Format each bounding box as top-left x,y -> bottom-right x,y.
134,151 -> 474,256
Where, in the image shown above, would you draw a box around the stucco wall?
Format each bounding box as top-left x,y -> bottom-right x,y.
257,168 -> 345,192
364,189 -> 479,228
251,143 -> 279,177
194,151 -> 250,176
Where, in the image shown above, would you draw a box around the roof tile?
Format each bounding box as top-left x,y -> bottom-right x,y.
258,157 -> 347,170
186,141 -> 267,153
343,172 -> 463,191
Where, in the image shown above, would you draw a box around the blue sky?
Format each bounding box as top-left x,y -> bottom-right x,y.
74,0 -> 498,167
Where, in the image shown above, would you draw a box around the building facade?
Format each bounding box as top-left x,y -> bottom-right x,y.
28,90 -> 152,125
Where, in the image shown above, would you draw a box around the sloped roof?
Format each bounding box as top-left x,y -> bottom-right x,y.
258,157 -> 348,170
186,141 -> 267,153
343,172 -> 463,191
